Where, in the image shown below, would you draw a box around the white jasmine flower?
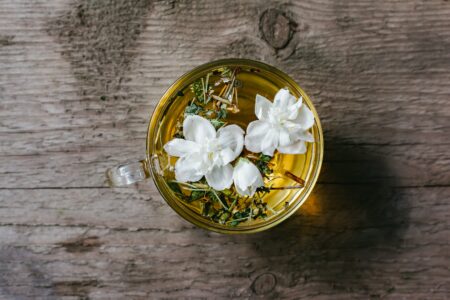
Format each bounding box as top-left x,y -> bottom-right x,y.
164,115 -> 244,190
245,88 -> 315,156
232,158 -> 264,197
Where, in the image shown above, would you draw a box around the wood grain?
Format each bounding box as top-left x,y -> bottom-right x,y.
0,0 -> 449,299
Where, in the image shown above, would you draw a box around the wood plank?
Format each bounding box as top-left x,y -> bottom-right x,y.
0,186 -> 448,298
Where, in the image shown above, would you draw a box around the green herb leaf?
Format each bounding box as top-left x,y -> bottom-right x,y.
260,154 -> 272,163
209,190 -> 229,210
174,132 -> 184,138
219,211 -> 230,223
219,67 -> 232,78
185,102 -> 202,115
210,119 -> 225,129
190,190 -> 205,201
255,154 -> 273,176
222,189 -> 232,196
191,80 -> 204,103
233,210 -> 249,220
256,186 -> 271,193
167,182 -> 182,195
217,108 -> 228,119
256,161 -> 271,175
202,202 -> 212,217
230,220 -> 240,227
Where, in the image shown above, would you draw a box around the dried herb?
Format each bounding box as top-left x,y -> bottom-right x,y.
191,80 -> 204,103
218,67 -> 233,78
190,73 -> 213,104
210,119 -> 225,129
174,132 -> 184,138
209,190 -> 229,210
256,186 -> 271,193
217,107 -> 228,119
185,102 -> 202,115
190,190 -> 206,201
255,154 -> 273,176
202,202 -> 212,217
167,181 -> 182,195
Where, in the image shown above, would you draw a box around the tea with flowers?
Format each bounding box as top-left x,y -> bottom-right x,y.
158,66 -> 315,227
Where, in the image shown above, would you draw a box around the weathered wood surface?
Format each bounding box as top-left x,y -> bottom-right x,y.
0,0 -> 449,299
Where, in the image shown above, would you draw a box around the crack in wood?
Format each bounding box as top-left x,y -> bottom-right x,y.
52,279 -> 99,297
58,236 -> 102,253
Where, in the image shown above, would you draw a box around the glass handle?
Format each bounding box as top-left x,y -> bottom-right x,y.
106,160 -> 150,187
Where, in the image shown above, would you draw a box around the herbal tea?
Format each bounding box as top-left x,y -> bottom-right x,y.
152,65 -> 316,227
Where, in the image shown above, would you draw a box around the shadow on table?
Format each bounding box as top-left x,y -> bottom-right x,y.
249,134 -> 409,294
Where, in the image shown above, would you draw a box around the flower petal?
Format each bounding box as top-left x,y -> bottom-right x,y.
274,88 -> 296,107
278,127 -> 291,147
217,124 -> 244,160
234,184 -> 253,197
277,140 -> 307,154
255,94 -> 272,120
244,120 -> 271,153
212,147 -> 235,166
294,130 -> 315,142
174,153 -> 206,182
183,115 -> 216,143
246,120 -> 270,137
163,138 -> 198,157
286,96 -> 303,120
205,164 -> 233,191
233,162 -> 254,190
294,103 -> 315,130
219,148 -> 236,165
233,159 -> 264,197
260,128 -> 278,156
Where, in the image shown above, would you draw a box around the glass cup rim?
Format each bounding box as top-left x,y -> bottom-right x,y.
145,58 -> 324,234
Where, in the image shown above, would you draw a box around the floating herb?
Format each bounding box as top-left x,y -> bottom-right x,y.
167,181 -> 182,195
255,154 -> 273,176
217,107 -> 228,119
190,190 -> 206,201
185,102 -> 203,115
217,67 -> 232,78
210,119 -> 225,129
191,80 -> 204,103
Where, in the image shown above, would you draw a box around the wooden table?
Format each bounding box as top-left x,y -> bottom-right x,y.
1,1 -> 449,299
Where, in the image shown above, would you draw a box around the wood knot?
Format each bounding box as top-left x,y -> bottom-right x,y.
251,272 -> 277,295
259,9 -> 295,49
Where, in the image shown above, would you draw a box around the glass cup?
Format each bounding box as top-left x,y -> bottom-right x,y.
107,59 -> 323,234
